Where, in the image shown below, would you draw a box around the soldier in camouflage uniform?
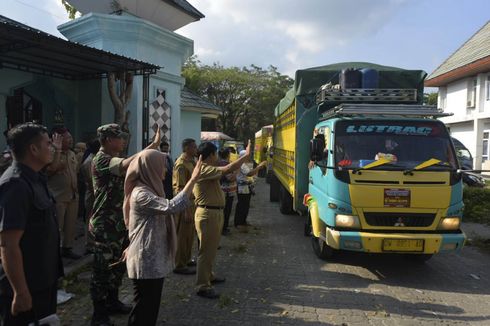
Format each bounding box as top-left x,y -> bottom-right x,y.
90,124 -> 160,326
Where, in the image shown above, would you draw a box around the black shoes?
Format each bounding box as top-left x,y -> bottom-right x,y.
222,228 -> 231,236
106,290 -> 131,315
61,247 -> 82,260
173,267 -> 196,275
91,300 -> 113,326
196,288 -> 220,299
90,315 -> 113,326
106,299 -> 131,315
211,277 -> 226,284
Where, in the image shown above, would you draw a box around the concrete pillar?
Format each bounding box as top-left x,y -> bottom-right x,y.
474,118 -> 484,170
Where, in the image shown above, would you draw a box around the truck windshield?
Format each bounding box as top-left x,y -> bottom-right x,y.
334,120 -> 457,170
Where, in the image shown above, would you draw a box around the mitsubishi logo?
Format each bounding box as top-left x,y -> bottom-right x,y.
394,217 -> 405,227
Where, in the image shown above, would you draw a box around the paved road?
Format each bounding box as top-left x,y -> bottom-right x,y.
59,179 -> 490,325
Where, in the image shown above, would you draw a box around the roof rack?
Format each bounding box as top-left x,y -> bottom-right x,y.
320,103 -> 453,120
316,88 -> 418,105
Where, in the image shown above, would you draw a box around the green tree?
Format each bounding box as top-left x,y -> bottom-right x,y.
183,57 -> 293,141
61,0 -> 77,19
424,92 -> 438,106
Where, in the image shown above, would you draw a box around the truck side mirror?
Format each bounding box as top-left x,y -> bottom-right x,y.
310,138 -> 326,162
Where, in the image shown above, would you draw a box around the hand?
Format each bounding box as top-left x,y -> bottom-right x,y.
191,155 -> 203,181
11,291 -> 32,316
120,248 -> 128,262
245,140 -> 251,157
259,161 -> 267,168
147,125 -> 161,150
52,133 -> 62,152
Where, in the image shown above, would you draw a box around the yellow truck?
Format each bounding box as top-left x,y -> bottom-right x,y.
223,140 -> 245,162
270,62 -> 466,261
254,125 -> 273,177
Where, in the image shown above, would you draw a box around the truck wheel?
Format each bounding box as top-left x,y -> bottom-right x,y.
304,213 -> 312,237
311,235 -> 334,260
279,184 -> 294,215
406,254 -> 433,263
269,174 -> 279,202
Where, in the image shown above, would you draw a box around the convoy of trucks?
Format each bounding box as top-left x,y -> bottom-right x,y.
268,62 -> 466,261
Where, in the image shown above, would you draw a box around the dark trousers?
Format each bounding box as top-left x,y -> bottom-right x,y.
128,278 -> 164,326
223,195 -> 234,232
0,283 -> 57,326
234,193 -> 252,226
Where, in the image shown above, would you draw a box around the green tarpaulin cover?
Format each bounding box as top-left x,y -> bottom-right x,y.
275,62 -> 427,116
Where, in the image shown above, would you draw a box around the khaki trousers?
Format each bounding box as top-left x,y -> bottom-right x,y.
195,207 -> 224,291
56,199 -> 79,248
174,206 -> 196,269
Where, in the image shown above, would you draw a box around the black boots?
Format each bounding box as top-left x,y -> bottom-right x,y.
91,300 -> 112,326
91,290 -> 131,326
106,289 -> 132,315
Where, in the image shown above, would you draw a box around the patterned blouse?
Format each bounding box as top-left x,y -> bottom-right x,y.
218,159 -> 237,196
126,185 -> 190,279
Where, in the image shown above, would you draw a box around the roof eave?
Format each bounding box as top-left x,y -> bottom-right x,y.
425,56 -> 490,87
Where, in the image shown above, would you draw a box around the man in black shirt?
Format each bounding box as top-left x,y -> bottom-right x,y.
0,123 -> 64,325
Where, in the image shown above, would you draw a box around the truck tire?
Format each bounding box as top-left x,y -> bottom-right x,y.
279,184 -> 294,215
304,213 -> 312,237
311,235 -> 335,260
269,174 -> 279,202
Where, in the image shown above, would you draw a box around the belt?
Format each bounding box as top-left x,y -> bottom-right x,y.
197,205 -> 224,210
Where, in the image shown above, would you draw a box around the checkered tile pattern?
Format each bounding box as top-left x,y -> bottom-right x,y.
149,89 -> 171,144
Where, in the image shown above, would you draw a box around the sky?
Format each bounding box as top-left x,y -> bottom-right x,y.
2,0 -> 489,79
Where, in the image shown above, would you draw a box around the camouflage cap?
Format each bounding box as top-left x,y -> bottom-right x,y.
97,124 -> 129,139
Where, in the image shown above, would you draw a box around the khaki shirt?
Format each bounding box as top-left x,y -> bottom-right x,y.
47,150 -> 78,202
172,154 -> 195,196
193,164 -> 225,207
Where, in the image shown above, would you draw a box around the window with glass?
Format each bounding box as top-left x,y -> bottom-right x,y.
486,75 -> 490,101
467,78 -> 477,108
483,131 -> 490,162
334,120 -> 457,170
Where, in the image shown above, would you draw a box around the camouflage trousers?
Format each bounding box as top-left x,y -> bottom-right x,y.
89,232 -> 127,302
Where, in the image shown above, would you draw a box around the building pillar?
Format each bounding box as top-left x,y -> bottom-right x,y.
474,118 -> 484,170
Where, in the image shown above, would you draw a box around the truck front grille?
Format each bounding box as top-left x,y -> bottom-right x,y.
363,213 -> 436,227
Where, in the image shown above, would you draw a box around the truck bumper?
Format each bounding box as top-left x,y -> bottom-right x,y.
325,227 -> 466,254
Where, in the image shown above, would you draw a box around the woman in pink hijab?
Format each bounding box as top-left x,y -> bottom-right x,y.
123,149 -> 201,326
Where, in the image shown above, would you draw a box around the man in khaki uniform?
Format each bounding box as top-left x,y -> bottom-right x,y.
46,127 -> 81,259
194,140 -> 251,299
173,138 -> 198,274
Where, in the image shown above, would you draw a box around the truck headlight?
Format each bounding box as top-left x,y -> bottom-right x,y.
438,217 -> 461,230
335,214 -> 360,229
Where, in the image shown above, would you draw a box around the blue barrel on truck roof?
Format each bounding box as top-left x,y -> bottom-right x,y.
340,68 -> 361,89
360,68 -> 379,88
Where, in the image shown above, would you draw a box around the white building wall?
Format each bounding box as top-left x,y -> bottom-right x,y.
449,121 -> 475,153
441,71 -> 490,169
446,79 -> 470,119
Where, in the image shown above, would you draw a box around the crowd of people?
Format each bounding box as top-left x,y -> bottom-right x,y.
0,122 -> 265,326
